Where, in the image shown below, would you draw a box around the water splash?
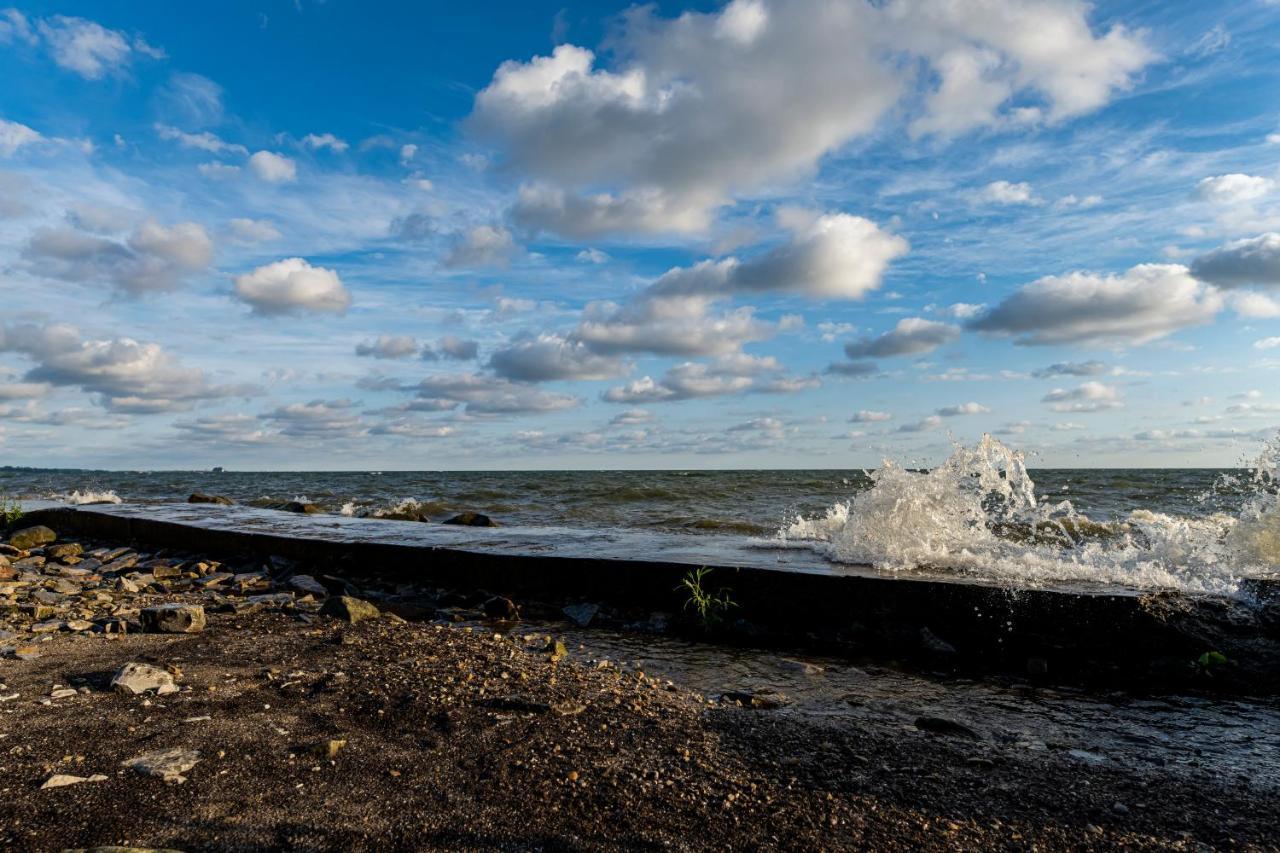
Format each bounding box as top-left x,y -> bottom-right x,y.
780,434 -> 1280,595
62,489 -> 123,505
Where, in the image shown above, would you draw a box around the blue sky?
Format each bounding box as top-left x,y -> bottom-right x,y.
0,0 -> 1278,470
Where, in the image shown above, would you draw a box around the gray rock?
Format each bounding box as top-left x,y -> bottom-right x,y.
45,542 -> 83,560
111,662 -> 179,695
140,603 -> 206,634
320,595 -> 380,624
121,747 -> 200,783
483,595 -> 519,619
563,602 -> 599,627
919,626 -> 958,656
188,492 -> 234,505
914,715 -> 980,739
8,525 -> 55,550
288,574 -> 328,597
722,689 -> 790,710
442,512 -> 498,527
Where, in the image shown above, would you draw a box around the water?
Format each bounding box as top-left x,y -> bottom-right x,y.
2,432 -> 1277,595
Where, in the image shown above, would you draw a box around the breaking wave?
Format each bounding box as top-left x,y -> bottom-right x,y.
779,434 -> 1280,595
62,489 -> 123,505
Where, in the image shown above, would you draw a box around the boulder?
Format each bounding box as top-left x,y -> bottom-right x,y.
141,603 -> 206,634
320,595 -> 380,624
8,525 -> 55,550
281,501 -> 321,514
288,574 -> 328,597
483,595 -> 519,619
442,512 -> 498,527
563,603 -> 599,627
188,492 -> 234,505
111,662 -> 179,696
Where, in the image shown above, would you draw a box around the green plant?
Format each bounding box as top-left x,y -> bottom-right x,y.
1194,650 -> 1228,676
0,494 -> 22,526
677,566 -> 737,630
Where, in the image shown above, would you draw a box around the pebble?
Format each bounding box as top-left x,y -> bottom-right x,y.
122,747 -> 201,784
41,773 -> 108,789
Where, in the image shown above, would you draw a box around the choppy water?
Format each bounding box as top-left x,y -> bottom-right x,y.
2,432 -> 1277,594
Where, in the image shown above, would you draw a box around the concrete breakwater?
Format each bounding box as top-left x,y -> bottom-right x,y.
20,504 -> 1280,693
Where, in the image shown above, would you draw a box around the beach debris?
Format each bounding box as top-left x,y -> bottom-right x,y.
111,662 -> 179,696
563,602 -> 599,627
483,595 -> 519,619
320,595 -> 380,624
914,716 -> 980,739
141,603 -> 207,634
41,773 -> 108,789
122,747 -> 200,784
442,512 -> 498,527
8,525 -> 56,550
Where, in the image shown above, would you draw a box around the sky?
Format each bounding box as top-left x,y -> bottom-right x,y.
0,0 -> 1279,471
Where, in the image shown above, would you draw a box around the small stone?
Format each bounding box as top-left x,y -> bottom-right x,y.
562,602 -> 599,627
8,525 -> 56,550
13,645 -> 41,660
41,773 -> 108,789
304,738 -> 347,759
150,565 -> 181,580
115,577 -> 140,594
722,689 -> 790,710
320,596 -> 379,624
140,603 -> 206,634
112,662 -> 179,696
49,687 -> 77,699
122,747 -> 200,783
1112,802 -> 1130,815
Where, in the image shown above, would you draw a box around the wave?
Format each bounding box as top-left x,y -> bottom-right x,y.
778,433 -> 1280,595
63,489 -> 123,505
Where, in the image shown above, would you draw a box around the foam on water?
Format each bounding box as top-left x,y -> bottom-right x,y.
779,434 -> 1280,595
62,489 -> 123,505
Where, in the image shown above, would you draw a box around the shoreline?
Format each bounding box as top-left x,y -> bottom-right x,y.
1,522 -> 1277,850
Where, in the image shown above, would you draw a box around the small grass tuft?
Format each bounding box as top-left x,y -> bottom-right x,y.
677,566 -> 737,631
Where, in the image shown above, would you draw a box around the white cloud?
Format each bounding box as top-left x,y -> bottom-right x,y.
302,133 -> 349,153
155,73 -> 225,127
22,220 -> 213,295
0,118 -> 42,156
576,295 -> 771,357
969,264 -> 1222,345
0,9 -> 36,45
1231,292 -> 1280,318
261,399 -> 365,439
197,162 -> 241,179
843,317 -> 960,359
576,248 -> 609,264
1254,337 -> 1280,351
228,218 -> 282,243
1033,360 -> 1109,378
36,15 -> 161,79
248,150 -> 298,183
936,401 -> 990,417
0,322 -> 248,412
602,353 -> 790,403
488,334 -> 627,381
897,415 -> 944,433
977,180 -> 1039,205
1192,174 -> 1274,204
1191,233 -> 1280,289
355,335 -> 420,360
413,373 -> 579,414
850,410 -> 892,423
233,258 -> 351,316
399,143 -> 418,164
1042,381 -> 1123,412
155,124 -> 247,156
473,0 -> 1150,236
435,336 -> 480,361
445,224 -> 517,268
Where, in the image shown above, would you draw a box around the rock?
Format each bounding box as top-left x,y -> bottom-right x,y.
45,542 -> 83,560
281,501 -> 321,514
8,525 -> 55,550
320,595 -> 380,624
0,563 -> 13,581
1112,802 -> 1130,816
722,689 -> 790,710
304,738 -> 347,759
121,747 -> 200,783
140,603 -> 206,634
777,658 -> 825,676
12,645 -> 41,660
563,602 -> 599,627
188,492 -> 234,505
112,662 -> 179,695
288,574 -> 328,597
150,565 -> 181,580
442,512 -> 498,527
919,627 -> 958,656
41,773 -> 108,789
483,596 -> 519,619
914,716 -> 980,739
247,592 -> 295,608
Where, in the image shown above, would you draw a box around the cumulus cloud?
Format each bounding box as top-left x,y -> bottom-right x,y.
248,150 -> 297,183
1190,233 -> 1280,289
1042,381 -> 1123,412
488,334 -> 627,381
977,180 -> 1039,205
843,318 -> 960,359
850,410 -> 892,422
602,353 -> 793,403
0,118 -> 42,156
355,335 -> 420,360
413,373 -> 579,414
436,336 -> 480,361
576,295 -> 771,358
897,415 -> 944,433
0,322 -> 249,413
473,0 -> 1150,235
22,220 -> 213,295
969,264 -> 1222,345
1192,174 -> 1274,204
1255,337 -> 1280,350
174,413 -> 271,445
259,399 -> 368,439
1231,292 -> 1280,318
233,258 -> 351,316
936,401 -> 990,416
302,133 -> 349,153
445,224 -> 517,268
